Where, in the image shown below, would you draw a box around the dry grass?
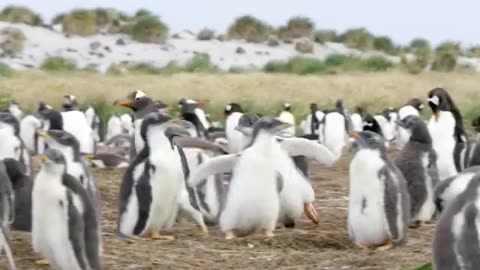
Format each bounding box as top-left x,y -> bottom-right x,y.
1,70 -> 480,118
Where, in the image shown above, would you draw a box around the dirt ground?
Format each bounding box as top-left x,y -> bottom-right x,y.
1,154 -> 432,270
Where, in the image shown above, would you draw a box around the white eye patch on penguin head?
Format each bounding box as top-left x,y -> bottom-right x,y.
134,90 -> 147,101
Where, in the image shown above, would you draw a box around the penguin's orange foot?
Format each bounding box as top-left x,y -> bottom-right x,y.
360,245 -> 372,252
304,202 -> 319,224
264,230 -> 275,238
35,259 -> 49,265
225,230 -> 236,240
375,241 -> 394,252
150,230 -> 175,240
196,225 -> 208,235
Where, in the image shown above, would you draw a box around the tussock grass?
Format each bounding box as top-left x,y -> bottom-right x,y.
2,71 -> 480,126
0,62 -> 14,77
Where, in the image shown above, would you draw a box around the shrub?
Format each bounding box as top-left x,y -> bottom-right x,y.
130,15 -> 169,43
94,8 -> 129,33
295,39 -> 314,53
0,62 -> 14,77
409,38 -> 431,54
263,57 -> 327,75
62,9 -> 97,36
0,27 -> 26,57
373,36 -> 395,54
0,5 -> 43,25
465,46 -> 480,58
359,56 -> 393,71
184,53 -> 218,72
134,9 -> 155,19
40,57 -> 77,71
106,63 -> 125,75
314,30 -> 337,43
324,54 -> 351,67
159,61 -> 182,74
128,62 -> 162,74
285,16 -> 315,39
197,28 -> 215,41
263,60 -> 289,73
227,15 -> 271,43
338,28 -> 374,50
432,41 -> 460,72
82,63 -> 98,73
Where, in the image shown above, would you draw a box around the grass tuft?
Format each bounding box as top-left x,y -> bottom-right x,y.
40,57 -> 77,72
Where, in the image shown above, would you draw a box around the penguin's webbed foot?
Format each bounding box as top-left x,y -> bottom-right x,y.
359,245 -> 372,252
225,230 -> 237,240
35,259 -> 49,265
150,230 -> 175,241
375,241 -> 394,252
196,225 -> 209,235
264,230 -> 275,238
304,202 -> 319,224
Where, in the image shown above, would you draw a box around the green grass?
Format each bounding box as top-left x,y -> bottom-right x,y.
183,54 -> 218,73
129,15 -> 169,43
413,262 -> 432,270
0,62 -> 14,77
40,57 -> 77,72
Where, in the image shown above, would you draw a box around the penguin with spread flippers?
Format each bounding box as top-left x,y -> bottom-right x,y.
32,149 -> 101,270
117,113 -> 208,239
428,87 -> 470,179
433,174 -> 480,270
434,166 -> 480,212
348,131 -> 410,251
395,115 -> 439,226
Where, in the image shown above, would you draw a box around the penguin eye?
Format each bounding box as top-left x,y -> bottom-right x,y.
135,97 -> 141,101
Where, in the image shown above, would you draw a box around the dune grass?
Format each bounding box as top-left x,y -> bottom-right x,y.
1,70 -> 479,127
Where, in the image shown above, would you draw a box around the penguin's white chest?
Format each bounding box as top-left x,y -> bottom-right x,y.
323,112 -> 346,160
428,112 -> 457,180
348,150 -> 389,246
414,154 -> 436,221
134,119 -> 144,152
226,112 -> 247,153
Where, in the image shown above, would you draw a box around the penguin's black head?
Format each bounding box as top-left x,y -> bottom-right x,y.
406,98 -> 425,112
382,107 -> 397,121
283,103 -> 292,112
252,117 -> 290,138
236,112 -> 260,135
428,88 -> 453,119
62,95 -> 78,111
362,114 -> 382,135
114,90 -> 152,112
349,131 -> 385,150
223,103 -> 243,117
140,112 -> 176,142
37,101 -> 52,113
0,112 -> 20,135
355,106 -> 364,115
38,109 -> 63,130
178,99 -> 200,115
309,103 -> 318,112
396,115 -> 431,145
335,99 -> 345,115
37,130 -> 81,160
40,148 -> 67,169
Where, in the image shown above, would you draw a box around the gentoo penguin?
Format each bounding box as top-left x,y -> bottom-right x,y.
19,114 -> 43,153
90,153 -> 129,169
189,117 -> 335,238
120,114 -> 134,135
4,159 -> 32,232
0,112 -> 31,175
0,161 -> 16,270
320,103 -> 347,160
106,113 -> 123,141
178,98 -> 211,138
277,103 -> 295,137
396,98 -> 424,150
395,115 -> 439,226
223,103 -> 247,153
434,166 -> 480,212
61,95 -> 79,111
469,117 -> 480,167
85,105 -> 102,143
300,103 -> 325,139
362,114 -> 382,135
433,174 -> 480,270
427,87 -> 470,180
7,100 -> 23,121
36,130 -> 97,201
348,131 -> 410,251
114,90 -> 159,159
154,100 -> 169,114
117,113 -> 207,239
350,106 -> 364,132
32,149 -> 101,269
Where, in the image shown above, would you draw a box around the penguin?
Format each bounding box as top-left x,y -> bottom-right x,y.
61,110 -> 95,154
114,90 -> 160,159
223,103 -> 248,153
154,100 -> 169,113
106,113 -> 123,141
396,98 -> 425,150
36,130 -> 98,202
120,113 -> 134,136
363,114 -> 382,135
7,100 -> 23,121
469,116 -> 480,167
302,103 -> 325,137
32,148 -> 101,269
0,160 -> 16,270
85,105 -> 102,143
37,101 -> 52,113
427,87 -> 470,180
3,158 -> 32,232
178,98 -> 211,138
0,112 -> 31,175
434,166 -> 480,212
350,106 -> 364,132
277,103 -> 295,137
320,105 -> 347,160
90,153 -> 129,169
19,114 -> 43,153
61,95 -> 79,111
189,117 -> 335,238
117,113 -> 207,239
433,174 -> 480,270
395,115 -> 439,226
348,131 -> 410,251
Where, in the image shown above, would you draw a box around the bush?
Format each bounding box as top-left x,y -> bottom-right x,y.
359,56 -> 393,71
373,36 -> 395,54
409,38 -> 431,54
0,62 -> 14,77
184,53 -> 218,72
128,62 -> 162,74
134,9 -> 155,19
94,8 -> 129,33
338,28 -> 374,50
40,57 -> 77,71
129,15 -> 169,43
314,30 -> 337,43
263,60 -> 289,73
432,41 -> 460,72
465,46 -> 480,58
263,57 -> 327,75
0,27 -> 26,57
227,15 -> 271,43
285,16 -> 315,39
0,5 -> 43,25
295,39 -> 314,53
62,9 -> 97,36
197,28 -> 215,41
324,54 -> 351,67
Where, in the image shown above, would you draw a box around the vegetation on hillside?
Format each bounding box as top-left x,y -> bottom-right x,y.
0,5 -> 43,25
227,15 -> 271,42
129,13 -> 169,43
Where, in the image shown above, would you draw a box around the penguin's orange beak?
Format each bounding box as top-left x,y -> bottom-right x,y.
304,203 -> 319,224
38,155 -> 48,161
348,131 -> 359,138
113,100 -> 132,107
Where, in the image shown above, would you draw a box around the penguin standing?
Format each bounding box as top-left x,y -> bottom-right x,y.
434,166 -> 480,212
106,113 -> 123,141
32,149 -> 101,269
433,174 -> 480,270
362,114 -> 382,135
395,115 -> 438,226
348,131 -> 410,251
0,160 -> 16,270
427,88 -> 470,180
19,114 -> 43,154
117,113 -> 207,239
223,103 -> 248,153
178,99 -> 210,139
277,103 -> 295,137
85,105 -> 102,143
320,101 -> 347,160
61,95 -> 79,111
300,103 -> 325,139
396,98 -> 424,149
350,106 -> 364,132
0,112 -> 31,175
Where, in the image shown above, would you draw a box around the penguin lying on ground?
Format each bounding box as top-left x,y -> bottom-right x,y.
395,115 -> 438,227
0,160 -> 16,270
434,166 -> 480,212
0,112 -> 31,175
348,131 -> 410,251
3,159 -> 32,232
433,174 -> 480,270
32,149 -> 101,269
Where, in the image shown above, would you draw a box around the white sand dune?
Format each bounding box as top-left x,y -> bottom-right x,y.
0,21 -> 403,72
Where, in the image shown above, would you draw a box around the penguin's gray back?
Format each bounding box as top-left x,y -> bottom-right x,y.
433,175 -> 480,270
435,166 -> 480,212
